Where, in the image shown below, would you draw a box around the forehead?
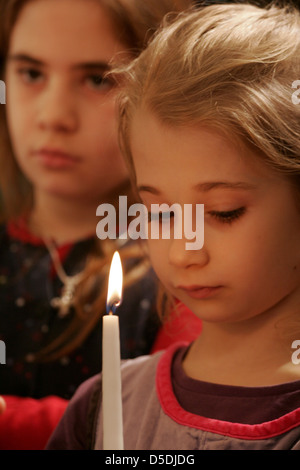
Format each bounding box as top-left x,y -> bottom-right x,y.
129,108 -> 298,208
8,0 -> 128,65
130,109 -> 255,181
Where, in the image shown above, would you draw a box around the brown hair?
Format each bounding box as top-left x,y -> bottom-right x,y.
0,0 -> 192,218
0,0 -> 192,361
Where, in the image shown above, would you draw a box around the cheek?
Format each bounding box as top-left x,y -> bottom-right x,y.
5,107 -> 23,163
92,94 -> 117,130
6,72 -> 24,116
5,89 -> 17,132
5,92 -> 29,152
147,241 -> 169,281
90,105 -> 119,154
227,230 -> 299,298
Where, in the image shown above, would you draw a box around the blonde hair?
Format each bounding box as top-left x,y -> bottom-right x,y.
0,0 -> 192,361
119,2 -> 300,187
117,1 -> 300,322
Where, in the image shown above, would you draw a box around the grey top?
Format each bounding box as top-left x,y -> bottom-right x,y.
46,343 -> 300,450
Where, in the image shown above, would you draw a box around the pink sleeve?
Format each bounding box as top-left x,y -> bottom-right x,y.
151,302 -> 202,353
0,395 -> 68,450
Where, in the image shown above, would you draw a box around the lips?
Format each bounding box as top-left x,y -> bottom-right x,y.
32,147 -> 80,169
176,285 -> 221,299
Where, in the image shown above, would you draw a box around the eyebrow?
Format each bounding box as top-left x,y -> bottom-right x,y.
7,53 -> 111,71
138,181 -> 257,195
193,181 -> 257,192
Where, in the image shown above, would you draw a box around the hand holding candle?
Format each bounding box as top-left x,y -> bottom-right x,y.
102,251 -> 124,450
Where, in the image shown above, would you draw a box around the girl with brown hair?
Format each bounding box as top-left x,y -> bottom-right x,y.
0,0 -> 192,449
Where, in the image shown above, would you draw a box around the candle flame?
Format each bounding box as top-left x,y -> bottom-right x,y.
106,251 -> 123,314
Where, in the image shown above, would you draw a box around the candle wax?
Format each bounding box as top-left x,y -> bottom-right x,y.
102,313 -> 124,450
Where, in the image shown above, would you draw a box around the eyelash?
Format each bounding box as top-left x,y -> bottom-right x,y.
85,74 -> 114,90
209,207 -> 246,224
17,68 -> 43,83
16,68 -> 114,90
147,211 -> 175,223
146,207 -> 246,225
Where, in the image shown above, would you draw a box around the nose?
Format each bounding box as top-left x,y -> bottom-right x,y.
168,237 -> 209,269
37,78 -> 78,133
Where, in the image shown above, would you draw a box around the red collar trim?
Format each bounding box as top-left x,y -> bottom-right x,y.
156,343 -> 300,440
7,218 -> 44,246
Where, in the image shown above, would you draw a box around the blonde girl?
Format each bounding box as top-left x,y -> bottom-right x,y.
48,2 -> 300,450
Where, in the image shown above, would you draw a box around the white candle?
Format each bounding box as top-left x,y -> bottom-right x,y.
102,251 -> 124,450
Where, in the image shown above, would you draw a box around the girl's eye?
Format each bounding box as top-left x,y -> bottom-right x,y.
18,68 -> 43,83
209,207 -> 246,224
148,211 -> 175,223
85,74 -> 114,91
